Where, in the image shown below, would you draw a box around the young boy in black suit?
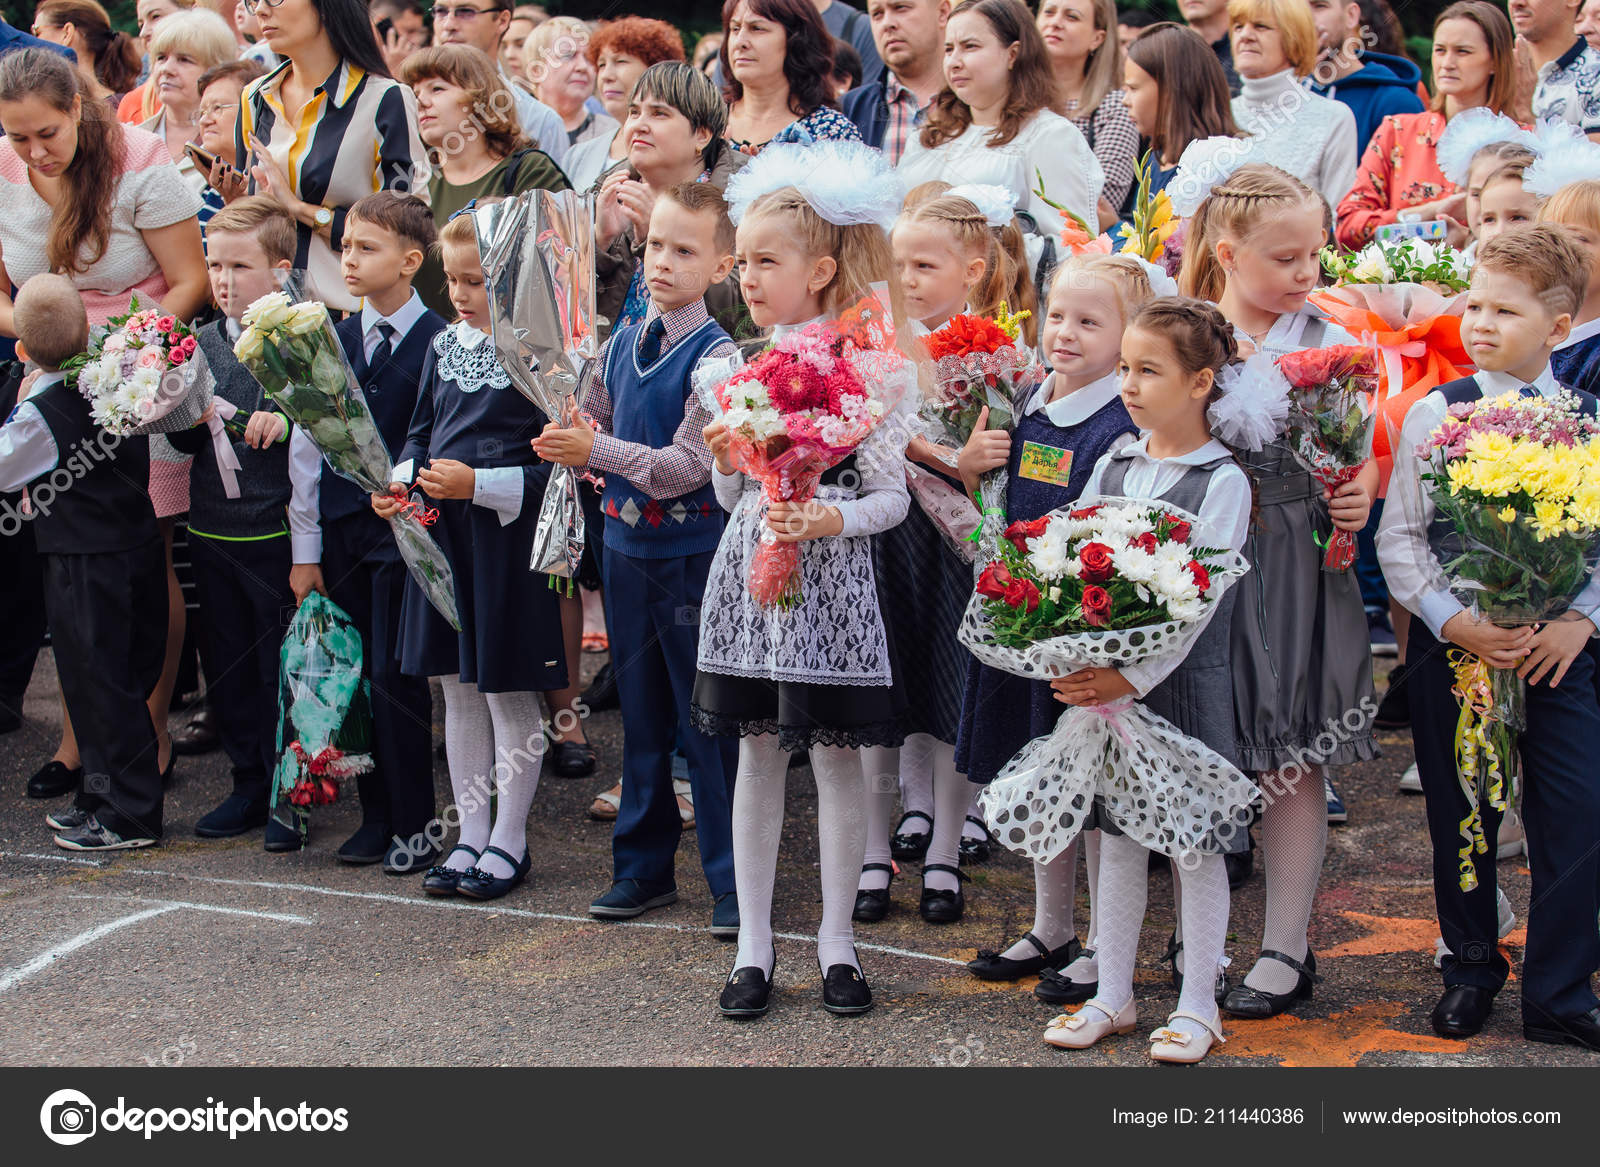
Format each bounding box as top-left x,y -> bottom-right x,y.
1379,225 -> 1600,1050
287,191 -> 448,871
0,274 -> 166,850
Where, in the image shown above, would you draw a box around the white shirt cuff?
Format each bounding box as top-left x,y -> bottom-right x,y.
291,533 -> 323,564
472,465 -> 524,526
390,459 -> 415,486
1420,589 -> 1467,641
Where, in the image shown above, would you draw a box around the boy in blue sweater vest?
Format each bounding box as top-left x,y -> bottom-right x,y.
168,198 -> 301,841
535,182 -> 741,933
0,275 -> 165,851
1379,227 -> 1600,1051
287,192 -> 447,871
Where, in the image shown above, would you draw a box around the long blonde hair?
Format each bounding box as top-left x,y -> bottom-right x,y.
899,181 -> 1039,344
743,188 -> 907,335
1177,163 -> 1328,303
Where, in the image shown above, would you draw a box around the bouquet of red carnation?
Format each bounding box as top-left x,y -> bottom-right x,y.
959,498 -> 1254,862
1276,344 -> 1376,572
699,291 -> 906,610
919,303 -> 1037,551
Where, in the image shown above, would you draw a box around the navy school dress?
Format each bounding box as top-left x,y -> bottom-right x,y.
395,324 -> 568,694
955,379 -> 1138,783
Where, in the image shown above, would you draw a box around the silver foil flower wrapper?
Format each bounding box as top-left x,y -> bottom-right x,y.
474,189 -> 599,580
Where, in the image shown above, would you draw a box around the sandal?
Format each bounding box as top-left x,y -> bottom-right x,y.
581,631 -> 609,653
674,777 -> 695,829
890,810 -> 933,862
589,783 -> 621,821
550,738 -> 597,777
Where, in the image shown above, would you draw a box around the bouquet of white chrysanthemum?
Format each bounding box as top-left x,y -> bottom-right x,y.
63,296 -> 212,436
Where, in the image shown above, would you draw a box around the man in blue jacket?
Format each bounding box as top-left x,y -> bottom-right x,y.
1307,0 -> 1424,155
840,0 -> 949,163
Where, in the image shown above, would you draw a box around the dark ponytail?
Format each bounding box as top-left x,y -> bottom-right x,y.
1131,295 -> 1239,399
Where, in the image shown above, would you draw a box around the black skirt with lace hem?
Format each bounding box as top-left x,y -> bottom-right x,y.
691,669 -> 908,753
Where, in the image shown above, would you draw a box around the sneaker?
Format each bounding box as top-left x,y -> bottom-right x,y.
1325,775 -> 1348,824
1368,609 -> 1399,656
711,891 -> 739,939
1496,808 -> 1526,860
589,878 -> 678,920
54,815 -> 156,851
1374,663 -> 1411,730
1434,888 -> 1517,968
45,805 -> 90,832
1397,762 -> 1422,794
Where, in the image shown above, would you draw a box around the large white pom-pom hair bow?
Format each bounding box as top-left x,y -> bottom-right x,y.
1525,126 -> 1600,198
1434,108 -> 1538,187
1166,136 -> 1261,219
724,141 -> 905,232
944,183 -> 1019,228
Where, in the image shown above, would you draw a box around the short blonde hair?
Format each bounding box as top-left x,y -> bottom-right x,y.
14,274 -> 90,371
526,16 -> 591,86
148,8 -> 238,73
1227,0 -> 1320,77
1540,179 -> 1600,237
206,196 -> 297,264
1475,224 -> 1589,318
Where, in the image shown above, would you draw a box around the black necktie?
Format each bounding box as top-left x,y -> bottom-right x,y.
368,321 -> 396,379
638,317 -> 667,367
1520,384 -> 1539,398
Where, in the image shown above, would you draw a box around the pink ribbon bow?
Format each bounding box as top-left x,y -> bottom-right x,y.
208,399 -> 244,500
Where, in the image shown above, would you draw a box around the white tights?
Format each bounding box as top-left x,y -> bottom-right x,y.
1245,766 -> 1327,994
437,675 -> 545,879
733,734 -> 867,975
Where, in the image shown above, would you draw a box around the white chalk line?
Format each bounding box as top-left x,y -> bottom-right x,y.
64,894 -> 313,925
0,850 -> 967,968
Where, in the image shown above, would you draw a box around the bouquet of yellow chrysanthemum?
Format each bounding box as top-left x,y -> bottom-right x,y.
1421,388 -> 1600,891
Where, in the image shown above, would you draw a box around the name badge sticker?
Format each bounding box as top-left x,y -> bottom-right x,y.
1017,441 -> 1074,487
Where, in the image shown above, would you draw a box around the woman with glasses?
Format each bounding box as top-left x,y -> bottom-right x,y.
30,0 -> 142,108
234,0 -> 427,316
193,59 -> 267,236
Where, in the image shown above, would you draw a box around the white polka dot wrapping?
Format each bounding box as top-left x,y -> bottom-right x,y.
958,498 -> 1258,861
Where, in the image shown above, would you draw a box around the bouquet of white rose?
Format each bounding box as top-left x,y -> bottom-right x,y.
1319,237 -> 1471,291
234,288 -> 461,630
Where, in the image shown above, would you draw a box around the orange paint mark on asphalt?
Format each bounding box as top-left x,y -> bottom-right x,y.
1323,910 -> 1527,959
1220,1002 -> 1464,1066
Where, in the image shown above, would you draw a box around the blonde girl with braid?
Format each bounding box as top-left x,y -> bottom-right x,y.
1179,162 -> 1380,1020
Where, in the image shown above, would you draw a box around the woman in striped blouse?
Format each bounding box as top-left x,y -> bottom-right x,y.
233,0 -> 427,314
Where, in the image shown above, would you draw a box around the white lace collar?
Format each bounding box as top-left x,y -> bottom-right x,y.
770,314 -> 827,342
433,321 -> 510,393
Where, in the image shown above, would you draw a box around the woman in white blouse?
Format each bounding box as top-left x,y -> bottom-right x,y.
1227,0 -> 1357,211
899,0 -> 1103,270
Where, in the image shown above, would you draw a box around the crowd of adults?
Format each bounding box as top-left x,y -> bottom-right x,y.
3,0 -> 1600,821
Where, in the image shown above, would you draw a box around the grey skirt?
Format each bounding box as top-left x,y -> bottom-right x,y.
1228,443 -> 1379,772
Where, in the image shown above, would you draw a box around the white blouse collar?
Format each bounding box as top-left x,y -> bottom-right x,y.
1114,434 -> 1233,466
451,320 -> 491,349
1027,370 -> 1122,427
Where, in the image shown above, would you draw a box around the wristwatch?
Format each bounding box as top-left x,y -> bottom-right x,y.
313,205 -> 333,229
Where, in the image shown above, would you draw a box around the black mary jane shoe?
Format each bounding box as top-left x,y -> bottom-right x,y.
852,862 -> 894,923
820,956 -> 873,1015
422,845 -> 481,897
918,862 -> 968,924
1221,949 -> 1320,1020
27,760 -> 82,799
890,811 -> 933,862
455,845 -> 532,901
1035,954 -> 1098,1006
719,964 -> 774,1018
967,932 -> 1081,981
1164,932 -> 1233,1004
957,815 -> 992,864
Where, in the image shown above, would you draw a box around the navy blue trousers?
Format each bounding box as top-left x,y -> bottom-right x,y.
322,511 -> 436,840
190,532 -> 293,803
602,544 -> 736,897
1410,620 -> 1600,1023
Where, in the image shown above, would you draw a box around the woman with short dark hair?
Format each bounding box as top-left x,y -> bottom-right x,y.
720,0 -> 862,156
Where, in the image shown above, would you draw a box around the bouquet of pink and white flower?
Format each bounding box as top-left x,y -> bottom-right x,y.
62,296 -> 212,435
959,499 -> 1256,863
698,292 -> 906,611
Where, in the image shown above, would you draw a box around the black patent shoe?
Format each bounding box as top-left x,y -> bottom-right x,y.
968,932 -> 1081,981
821,957 -> 873,1015
1225,846 -> 1253,890
422,845 -> 480,897
890,811 -> 932,862
1164,932 -> 1233,1004
1524,1006 -> 1600,1051
957,815 -> 992,864
720,964 -> 774,1017
456,845 -> 532,900
918,862 -> 968,924
852,862 -> 893,923
1035,960 -> 1098,1006
27,760 -> 81,799
1222,949 -> 1319,1019
1432,983 -> 1493,1038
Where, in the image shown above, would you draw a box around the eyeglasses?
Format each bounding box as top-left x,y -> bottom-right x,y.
429,5 -> 498,21
241,0 -> 288,11
197,102 -> 239,120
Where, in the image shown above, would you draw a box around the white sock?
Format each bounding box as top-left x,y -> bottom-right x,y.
1060,831 -> 1101,981
732,733 -> 789,975
899,733 -> 934,821
1001,845 -> 1077,960
475,689 -> 544,879
1170,852 -> 1229,1041
811,744 -> 867,972
1247,767 -> 1327,994
961,785 -> 988,843
438,675 -> 493,872
859,745 -> 897,892
1092,830 -> 1150,1015
923,739 -> 966,893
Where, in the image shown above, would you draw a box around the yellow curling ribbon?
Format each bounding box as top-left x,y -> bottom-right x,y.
1447,649 -> 1515,893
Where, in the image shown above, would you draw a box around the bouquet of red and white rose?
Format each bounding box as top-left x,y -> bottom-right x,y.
960,498 -> 1256,862
63,296 -> 212,435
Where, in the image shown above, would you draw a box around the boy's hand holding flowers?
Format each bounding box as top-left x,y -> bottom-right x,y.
1518,612 -> 1597,687
1441,610 -> 1535,669
703,420 -> 736,476
289,564 -> 327,605
531,401 -> 596,467
371,484 -> 407,519
244,410 -> 286,449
